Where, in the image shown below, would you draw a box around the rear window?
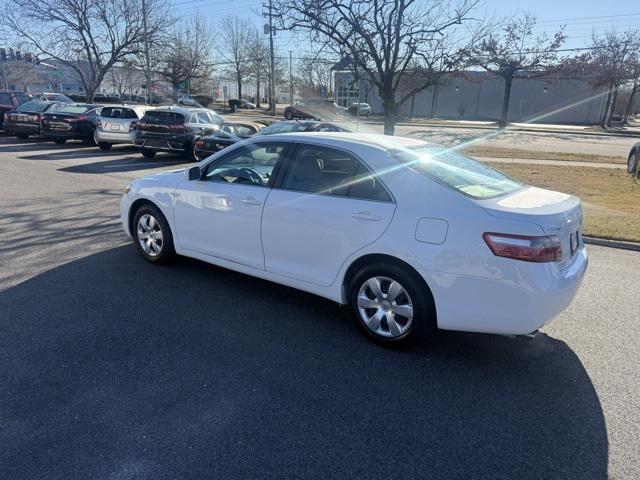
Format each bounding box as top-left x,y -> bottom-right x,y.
56,105 -> 94,114
101,107 -> 138,119
15,101 -> 51,113
391,146 -> 522,199
260,122 -> 314,135
142,111 -> 184,125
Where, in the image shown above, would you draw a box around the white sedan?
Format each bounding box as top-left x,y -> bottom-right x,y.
120,133 -> 587,344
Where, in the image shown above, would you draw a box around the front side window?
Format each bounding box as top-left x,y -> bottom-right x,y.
203,142 -> 286,187
0,93 -> 12,105
196,112 -> 210,124
282,144 -> 392,201
391,146 -> 521,199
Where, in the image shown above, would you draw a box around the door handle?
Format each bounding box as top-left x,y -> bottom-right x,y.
242,196 -> 262,206
351,211 -> 381,221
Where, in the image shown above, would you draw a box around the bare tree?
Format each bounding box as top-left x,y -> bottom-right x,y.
297,53 -> 334,98
160,16 -> 215,95
248,33 -> 271,107
219,16 -> 255,100
469,13 -> 566,126
587,31 -> 640,126
6,0 -> 170,101
277,0 -> 483,134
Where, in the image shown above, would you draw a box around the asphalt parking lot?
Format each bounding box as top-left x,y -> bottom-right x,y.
1,135 -> 639,479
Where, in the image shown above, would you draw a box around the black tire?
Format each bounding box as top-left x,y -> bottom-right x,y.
131,203 -> 175,264
348,262 -> 437,346
54,138 -> 66,145
628,150 -> 638,174
284,111 -> 294,120
16,133 -> 29,140
140,148 -> 156,159
98,142 -> 112,150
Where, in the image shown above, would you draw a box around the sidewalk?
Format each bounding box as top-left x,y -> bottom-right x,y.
476,156 -> 625,169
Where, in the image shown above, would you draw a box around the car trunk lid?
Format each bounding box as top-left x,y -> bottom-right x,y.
477,186 -> 584,268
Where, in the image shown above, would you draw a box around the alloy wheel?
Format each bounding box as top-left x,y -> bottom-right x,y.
137,214 -> 164,257
357,276 -> 414,338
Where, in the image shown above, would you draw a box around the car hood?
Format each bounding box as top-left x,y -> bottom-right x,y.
135,168 -> 187,186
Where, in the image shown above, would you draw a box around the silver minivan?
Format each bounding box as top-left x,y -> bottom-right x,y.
94,105 -> 154,150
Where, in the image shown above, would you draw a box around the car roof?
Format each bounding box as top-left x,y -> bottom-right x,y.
150,106 -> 211,115
257,132 -> 429,150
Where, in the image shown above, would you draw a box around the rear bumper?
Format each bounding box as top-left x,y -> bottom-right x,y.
424,247 -> 588,335
41,129 -> 93,140
135,134 -> 191,152
95,129 -> 136,144
3,122 -> 40,134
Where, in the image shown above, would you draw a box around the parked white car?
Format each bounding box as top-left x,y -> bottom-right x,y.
120,133 -> 588,344
94,105 -> 154,150
178,95 -> 196,106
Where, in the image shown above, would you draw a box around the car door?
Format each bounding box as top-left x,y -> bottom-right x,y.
173,141 -> 290,269
261,143 -> 396,286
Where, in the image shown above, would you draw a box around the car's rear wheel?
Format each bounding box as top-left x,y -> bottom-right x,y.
628,150 -> 638,174
16,133 -> 29,140
132,204 -> 174,264
284,111 -> 294,120
348,263 -> 436,346
54,139 -> 66,145
141,148 -> 156,159
98,142 -> 112,150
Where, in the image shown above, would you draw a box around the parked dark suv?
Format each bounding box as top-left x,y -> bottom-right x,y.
0,90 -> 31,129
135,107 -> 223,159
40,103 -> 102,144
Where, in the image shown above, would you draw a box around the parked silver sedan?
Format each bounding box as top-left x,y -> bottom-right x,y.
94,105 -> 155,150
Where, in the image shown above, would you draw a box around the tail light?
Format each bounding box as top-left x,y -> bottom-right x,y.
3,112 -> 9,121
71,115 -> 88,122
169,124 -> 187,133
483,233 -> 562,263
97,119 -> 102,129
129,121 -> 138,132
195,140 -> 205,148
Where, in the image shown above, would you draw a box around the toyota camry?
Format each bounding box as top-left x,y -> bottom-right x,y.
120,133 -> 587,345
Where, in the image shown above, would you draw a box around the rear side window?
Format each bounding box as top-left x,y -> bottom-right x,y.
282,144 -> 392,201
142,111 -> 184,125
15,101 -> 51,112
101,107 -> 138,119
391,146 -> 521,199
0,93 -> 11,105
55,105 -> 94,114
15,94 -> 31,105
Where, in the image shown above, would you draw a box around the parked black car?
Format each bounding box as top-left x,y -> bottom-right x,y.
193,121 -> 265,160
258,120 -> 350,135
40,103 -> 102,144
628,142 -> 640,175
0,90 -> 31,129
3,101 -> 65,139
135,107 -> 224,159
283,98 -> 344,120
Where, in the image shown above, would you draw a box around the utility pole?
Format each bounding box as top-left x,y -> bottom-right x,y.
141,0 -> 152,105
264,0 -> 277,116
289,50 -> 293,105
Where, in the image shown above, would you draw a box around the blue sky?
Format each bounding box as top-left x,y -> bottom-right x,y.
172,0 -> 640,57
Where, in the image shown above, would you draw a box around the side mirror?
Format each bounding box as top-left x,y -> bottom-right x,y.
187,166 -> 201,180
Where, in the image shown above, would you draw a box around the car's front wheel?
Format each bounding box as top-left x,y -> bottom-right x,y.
349,263 -> 436,345
284,111 -> 294,120
132,204 -> 174,264
628,150 -> 638,174
16,133 -> 29,140
54,138 -> 66,145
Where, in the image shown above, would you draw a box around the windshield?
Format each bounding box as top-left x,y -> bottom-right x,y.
56,105 -> 94,114
260,122 -> 313,135
15,101 -> 52,113
391,146 -> 522,199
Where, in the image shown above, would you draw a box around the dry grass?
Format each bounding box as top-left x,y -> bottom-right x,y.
483,163 -> 640,242
466,146 -> 626,164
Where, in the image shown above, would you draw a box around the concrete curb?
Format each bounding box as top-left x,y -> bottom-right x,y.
583,236 -> 640,252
